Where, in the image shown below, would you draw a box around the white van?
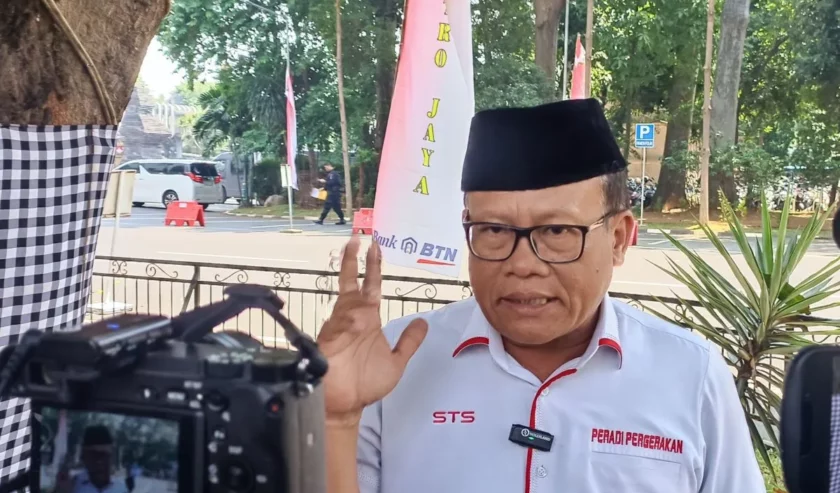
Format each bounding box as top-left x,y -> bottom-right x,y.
114,159 -> 225,209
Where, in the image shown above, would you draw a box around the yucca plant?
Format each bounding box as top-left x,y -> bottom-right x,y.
647,192 -> 840,474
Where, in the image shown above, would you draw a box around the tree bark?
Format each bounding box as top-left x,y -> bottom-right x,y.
1,0 -> 170,125
584,0 -> 594,97
335,0 -> 354,212
534,0 -> 565,91
653,48 -> 699,211
373,0 -> 399,155
709,0 -> 751,208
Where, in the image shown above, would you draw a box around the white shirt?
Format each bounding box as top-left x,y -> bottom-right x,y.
70,471 -> 129,493
356,295 -> 764,493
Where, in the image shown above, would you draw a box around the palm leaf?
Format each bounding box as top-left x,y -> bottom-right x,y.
642,192 -> 840,475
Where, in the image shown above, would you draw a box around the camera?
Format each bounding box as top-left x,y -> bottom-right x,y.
0,284 -> 328,493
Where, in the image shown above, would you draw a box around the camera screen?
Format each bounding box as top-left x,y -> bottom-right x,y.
37,407 -> 179,493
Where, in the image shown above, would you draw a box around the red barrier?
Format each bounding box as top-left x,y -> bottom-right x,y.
164,201 -> 205,227
630,220 -> 639,246
353,208 -> 374,235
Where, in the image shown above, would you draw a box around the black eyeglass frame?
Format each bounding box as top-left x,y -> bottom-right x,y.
462,210 -> 622,264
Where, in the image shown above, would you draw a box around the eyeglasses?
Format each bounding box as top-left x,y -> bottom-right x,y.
462,212 -> 616,264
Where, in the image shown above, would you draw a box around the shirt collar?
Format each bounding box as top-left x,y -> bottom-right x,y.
452,294 -> 623,369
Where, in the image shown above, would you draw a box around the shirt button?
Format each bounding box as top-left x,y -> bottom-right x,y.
536,465 -> 548,478
541,388 -> 550,397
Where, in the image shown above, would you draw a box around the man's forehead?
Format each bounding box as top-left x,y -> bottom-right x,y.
465,184 -> 604,223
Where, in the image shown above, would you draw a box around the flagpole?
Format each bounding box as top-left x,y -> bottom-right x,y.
287,161 -> 295,230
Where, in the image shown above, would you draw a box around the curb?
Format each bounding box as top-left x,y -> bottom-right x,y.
640,228 -> 762,238
224,211 -> 319,221
639,227 -> 833,241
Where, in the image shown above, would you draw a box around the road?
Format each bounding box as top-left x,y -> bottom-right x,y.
91,209 -> 840,343
97,209 -> 840,298
101,205 -> 353,235
101,206 -> 840,256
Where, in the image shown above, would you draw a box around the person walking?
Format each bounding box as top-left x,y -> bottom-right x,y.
315,163 -> 346,225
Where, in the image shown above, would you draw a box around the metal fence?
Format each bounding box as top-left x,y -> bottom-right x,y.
87,255 -> 698,348
87,255 -> 839,442
87,255 -> 833,396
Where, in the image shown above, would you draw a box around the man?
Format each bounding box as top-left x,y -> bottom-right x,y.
317,99 -> 764,493
55,425 -> 128,493
315,163 -> 346,225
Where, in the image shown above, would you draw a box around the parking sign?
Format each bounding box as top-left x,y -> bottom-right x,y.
635,124 -> 655,149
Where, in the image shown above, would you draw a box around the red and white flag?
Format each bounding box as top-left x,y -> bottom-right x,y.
284,61 -> 298,190
570,34 -> 587,100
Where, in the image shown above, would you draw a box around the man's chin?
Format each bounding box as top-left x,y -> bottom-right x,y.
496,319 -> 572,347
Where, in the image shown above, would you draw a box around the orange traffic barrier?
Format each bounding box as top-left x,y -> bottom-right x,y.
353,208 -> 374,235
164,201 -> 205,227
630,220 -> 639,246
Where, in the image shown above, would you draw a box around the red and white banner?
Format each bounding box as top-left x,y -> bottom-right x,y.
570,34 -> 587,100
373,0 -> 474,278
285,62 -> 298,190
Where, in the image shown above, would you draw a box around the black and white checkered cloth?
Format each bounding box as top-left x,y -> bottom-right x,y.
830,393 -> 840,492
0,124 -> 117,484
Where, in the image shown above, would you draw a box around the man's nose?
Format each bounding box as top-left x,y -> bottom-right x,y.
505,236 -> 551,277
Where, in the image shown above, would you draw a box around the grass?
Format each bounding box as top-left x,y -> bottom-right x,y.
233,204 -> 324,218
760,449 -> 787,493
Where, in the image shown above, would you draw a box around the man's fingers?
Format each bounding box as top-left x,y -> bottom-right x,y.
361,242 -> 382,301
391,318 -> 428,369
338,236 -> 361,294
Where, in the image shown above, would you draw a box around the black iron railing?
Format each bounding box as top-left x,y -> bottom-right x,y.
87,255 -> 834,394
89,255 -> 707,345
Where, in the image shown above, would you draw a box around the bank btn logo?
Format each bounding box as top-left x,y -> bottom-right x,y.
521,428 -> 530,438
401,237 -> 418,254
373,231 -> 459,267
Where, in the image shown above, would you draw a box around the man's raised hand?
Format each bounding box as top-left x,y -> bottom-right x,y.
317,237 -> 428,426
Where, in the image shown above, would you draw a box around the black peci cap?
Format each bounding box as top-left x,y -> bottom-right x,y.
460,98 -> 626,192
82,425 -> 113,447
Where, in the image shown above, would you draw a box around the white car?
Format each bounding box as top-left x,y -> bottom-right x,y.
114,159 -> 225,209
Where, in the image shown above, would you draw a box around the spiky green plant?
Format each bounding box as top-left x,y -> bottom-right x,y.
647,192 -> 840,474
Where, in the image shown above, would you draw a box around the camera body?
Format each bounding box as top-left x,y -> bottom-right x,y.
2,299 -> 326,493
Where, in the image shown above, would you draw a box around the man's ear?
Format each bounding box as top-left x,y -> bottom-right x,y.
612,210 -> 636,267
462,209 -> 469,222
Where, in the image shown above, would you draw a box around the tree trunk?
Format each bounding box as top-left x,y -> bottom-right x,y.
357,163 -> 366,207
709,0 -> 751,208
584,0 -> 594,97
373,0 -> 399,155
622,100 -> 633,161
335,0 -> 354,212
534,0 -> 565,91
1,0 -> 170,124
653,48 -> 699,211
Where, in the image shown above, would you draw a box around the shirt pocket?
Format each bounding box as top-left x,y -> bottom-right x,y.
589,441 -> 683,493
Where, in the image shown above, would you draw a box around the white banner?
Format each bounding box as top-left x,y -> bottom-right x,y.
372,0 -> 474,278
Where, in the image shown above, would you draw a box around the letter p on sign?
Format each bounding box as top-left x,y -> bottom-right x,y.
635,124 -> 655,149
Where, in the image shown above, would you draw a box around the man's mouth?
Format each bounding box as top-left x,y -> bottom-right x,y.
503,298 -> 552,305
499,294 -> 559,309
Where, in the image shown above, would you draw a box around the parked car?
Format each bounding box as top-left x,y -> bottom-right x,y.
114,159 -> 225,209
